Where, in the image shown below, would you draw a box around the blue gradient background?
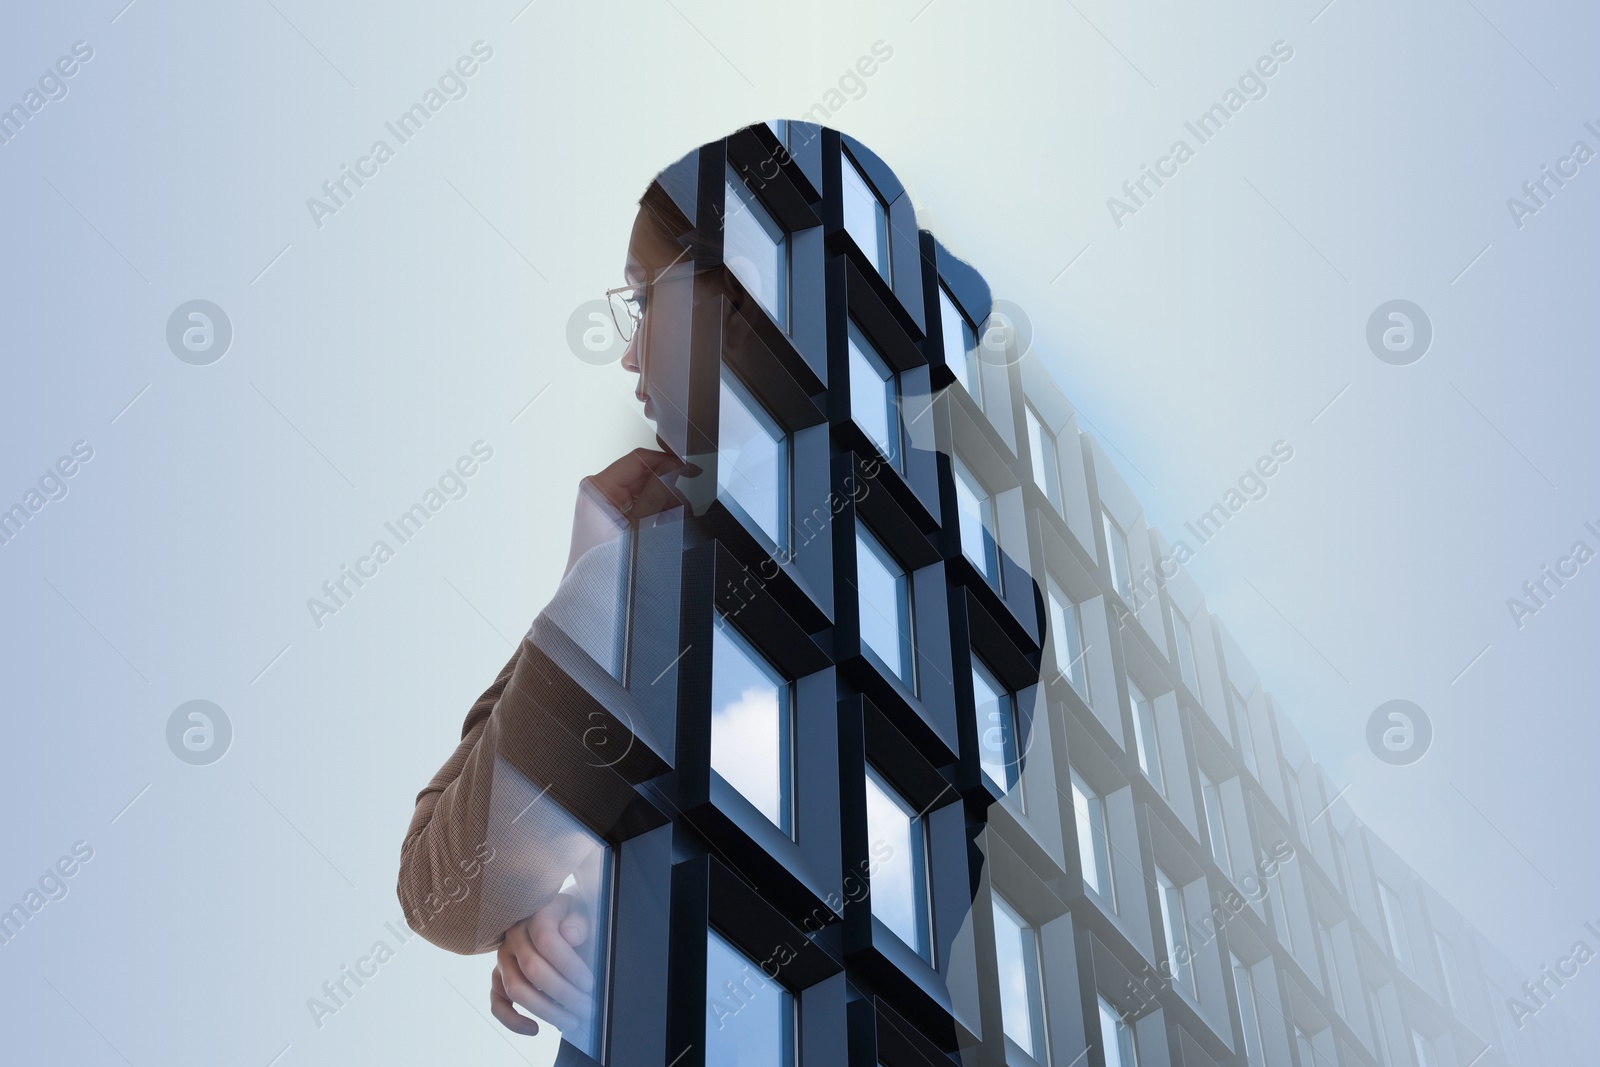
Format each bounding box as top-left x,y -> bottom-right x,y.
1,0 -> 1595,1063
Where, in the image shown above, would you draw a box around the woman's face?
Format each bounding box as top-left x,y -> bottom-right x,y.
618,259 -> 652,421
616,205 -> 755,456
619,209 -> 682,426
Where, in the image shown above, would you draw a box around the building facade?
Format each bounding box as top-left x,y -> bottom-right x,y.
525,122 -> 1574,1067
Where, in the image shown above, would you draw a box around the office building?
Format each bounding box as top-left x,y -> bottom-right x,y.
525,121 -> 1573,1067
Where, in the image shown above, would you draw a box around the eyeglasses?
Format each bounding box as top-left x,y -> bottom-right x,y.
605,283 -> 647,343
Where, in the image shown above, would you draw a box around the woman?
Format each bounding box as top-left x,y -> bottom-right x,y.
398,121 -> 1043,1059
396,150 -> 768,1039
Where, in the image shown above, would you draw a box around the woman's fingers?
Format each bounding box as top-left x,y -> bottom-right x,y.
560,910 -> 589,948
489,967 -> 543,1036
529,896 -> 596,995
582,447 -> 697,518
599,447 -> 680,486
489,895 -> 601,1037
498,954 -> 584,1032
626,473 -> 685,519
589,448 -> 691,505
509,935 -> 594,1021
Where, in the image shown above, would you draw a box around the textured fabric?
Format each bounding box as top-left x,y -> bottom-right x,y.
399,479 -> 640,954
396,638 -> 605,954
536,526 -> 628,679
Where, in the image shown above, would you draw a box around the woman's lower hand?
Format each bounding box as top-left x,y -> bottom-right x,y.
489,892 -> 596,1036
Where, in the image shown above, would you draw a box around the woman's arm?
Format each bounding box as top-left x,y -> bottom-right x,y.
396,639 -> 606,955
402,451 -> 685,1021
395,644 -> 514,953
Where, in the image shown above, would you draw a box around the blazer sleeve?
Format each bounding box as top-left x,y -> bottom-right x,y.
396,637 -> 619,955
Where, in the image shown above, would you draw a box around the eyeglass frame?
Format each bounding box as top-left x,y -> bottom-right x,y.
605,282 -> 647,344
605,239 -> 701,344
605,246 -> 760,349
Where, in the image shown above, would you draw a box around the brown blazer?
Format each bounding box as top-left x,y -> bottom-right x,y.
396,637 -> 623,954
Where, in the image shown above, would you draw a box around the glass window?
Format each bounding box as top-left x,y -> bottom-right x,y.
1285,767 -> 1311,842
1295,1027 -> 1316,1067
1025,404 -> 1063,510
1331,827 -> 1351,899
1071,770 -> 1114,905
992,893 -> 1048,1060
847,321 -> 899,469
766,118 -> 787,145
1200,768 -> 1231,876
856,526 -> 914,688
1101,510 -> 1132,601
841,151 -> 890,279
1156,867 -> 1194,996
1098,996 -> 1138,1067
1368,989 -> 1393,1067
1318,922 -> 1345,1017
545,833 -> 612,1058
939,283 -> 980,404
1129,681 -> 1163,793
710,620 -> 792,834
864,767 -> 931,961
1433,932 -> 1464,1013
1169,603 -> 1198,692
705,929 -> 795,1067
1233,688 -> 1260,778
954,457 -> 1000,586
718,372 -> 788,549
972,658 -> 1018,795
1411,1030 -> 1437,1067
1269,865 -> 1294,950
723,165 -> 789,330
1046,578 -> 1089,699
1231,954 -> 1266,1067
543,522 -> 629,681
1378,881 -> 1411,967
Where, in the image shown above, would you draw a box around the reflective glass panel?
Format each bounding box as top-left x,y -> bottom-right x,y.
1170,603 -> 1198,692
710,620 -> 791,834
1047,578 -> 1088,699
1130,681 -> 1164,793
1026,404 -> 1062,509
1072,770 -> 1113,903
848,321 -> 898,468
724,165 -> 788,329
973,658 -> 1017,793
705,929 -> 794,1067
940,283 -> 979,403
856,526 -> 913,687
955,458 -> 999,585
864,767 -> 931,960
1102,510 -> 1132,601
842,152 -> 890,279
718,372 -> 787,548
992,893 -> 1048,1058
1232,955 -> 1265,1067
1099,996 -> 1138,1067
1156,867 -> 1193,995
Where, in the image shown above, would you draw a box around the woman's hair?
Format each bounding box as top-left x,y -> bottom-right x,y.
636,179 -> 691,245
629,121 -> 990,316
632,164 -> 716,271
